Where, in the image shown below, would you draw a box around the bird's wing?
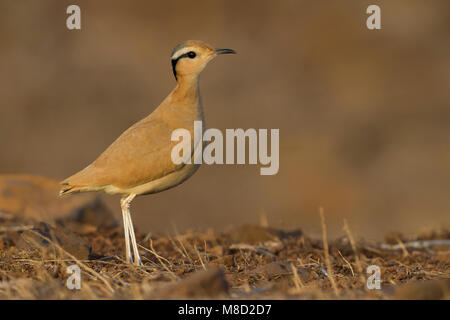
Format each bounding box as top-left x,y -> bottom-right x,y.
63,116 -> 194,189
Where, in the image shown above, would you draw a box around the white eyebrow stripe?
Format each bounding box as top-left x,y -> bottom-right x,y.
171,47 -> 195,60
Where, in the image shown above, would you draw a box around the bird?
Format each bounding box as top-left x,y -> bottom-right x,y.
60,40 -> 236,266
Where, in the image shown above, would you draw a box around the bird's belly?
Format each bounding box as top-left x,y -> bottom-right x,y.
134,162 -> 200,195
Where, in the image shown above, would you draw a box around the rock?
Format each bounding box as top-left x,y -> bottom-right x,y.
209,245 -> 224,257
252,262 -> 292,278
393,279 -> 450,300
252,262 -> 313,283
17,222 -> 91,260
73,224 -> 98,234
384,231 -> 407,245
156,267 -> 229,298
64,198 -> 117,228
229,225 -> 302,244
0,174 -> 115,227
265,241 -> 284,254
209,255 -> 235,268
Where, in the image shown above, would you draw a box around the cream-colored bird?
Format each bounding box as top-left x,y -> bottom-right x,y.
60,40 -> 236,265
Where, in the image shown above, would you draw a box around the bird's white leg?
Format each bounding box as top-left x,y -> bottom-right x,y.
120,196 -> 132,263
123,211 -> 132,263
122,194 -> 142,266
126,207 -> 142,266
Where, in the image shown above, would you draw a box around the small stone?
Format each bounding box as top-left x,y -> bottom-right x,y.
393,279 -> 450,300
264,241 -> 284,254
384,231 -> 407,245
252,262 -> 292,279
0,174 -> 115,227
156,267 -> 229,298
209,255 -> 234,268
64,198 -> 117,228
17,222 -> 91,260
175,269 -> 185,276
209,245 -> 224,257
75,224 -> 98,234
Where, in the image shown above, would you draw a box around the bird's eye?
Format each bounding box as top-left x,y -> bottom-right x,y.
187,51 -> 196,59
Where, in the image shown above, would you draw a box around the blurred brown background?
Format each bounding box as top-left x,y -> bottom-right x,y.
1,0 -> 449,240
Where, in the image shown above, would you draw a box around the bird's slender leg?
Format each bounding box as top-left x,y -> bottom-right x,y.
126,206 -> 142,266
120,196 -> 133,263
122,194 -> 142,266
122,209 -> 131,262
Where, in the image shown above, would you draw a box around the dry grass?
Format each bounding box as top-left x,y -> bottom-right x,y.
0,216 -> 449,299
319,207 -> 339,296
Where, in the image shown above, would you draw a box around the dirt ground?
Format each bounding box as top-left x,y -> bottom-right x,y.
0,215 -> 448,299
0,175 -> 447,299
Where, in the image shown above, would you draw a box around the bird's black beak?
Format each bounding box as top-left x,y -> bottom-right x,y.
215,48 -> 237,55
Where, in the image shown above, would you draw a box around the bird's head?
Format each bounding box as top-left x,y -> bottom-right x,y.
171,40 -> 236,81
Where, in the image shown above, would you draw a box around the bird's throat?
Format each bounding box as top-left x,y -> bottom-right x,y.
174,76 -> 200,103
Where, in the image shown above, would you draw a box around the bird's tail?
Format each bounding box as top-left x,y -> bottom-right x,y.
59,183 -> 85,196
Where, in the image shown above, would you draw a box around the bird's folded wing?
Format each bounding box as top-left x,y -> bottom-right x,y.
63,117 -> 193,189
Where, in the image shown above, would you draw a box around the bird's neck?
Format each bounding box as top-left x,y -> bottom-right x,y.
173,75 -> 200,102
161,75 -> 204,125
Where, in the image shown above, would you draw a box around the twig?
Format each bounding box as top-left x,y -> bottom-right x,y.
396,237 -> 409,257
176,236 -> 194,264
145,240 -> 178,280
343,219 -> 366,286
291,263 -> 304,292
319,207 -> 339,296
167,235 -> 188,259
338,250 -> 354,277
194,244 -> 206,271
0,225 -> 33,233
170,224 -> 194,264
139,243 -> 171,265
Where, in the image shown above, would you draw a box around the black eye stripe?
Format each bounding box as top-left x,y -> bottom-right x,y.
174,51 -> 196,61
171,51 -> 197,80
171,59 -> 179,80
